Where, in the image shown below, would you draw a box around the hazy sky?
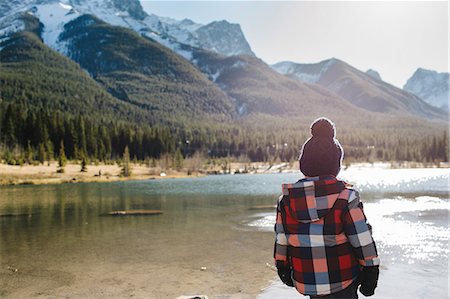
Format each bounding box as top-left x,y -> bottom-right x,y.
140,1 -> 449,88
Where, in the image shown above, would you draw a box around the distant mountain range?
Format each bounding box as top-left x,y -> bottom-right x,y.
271,59 -> 444,119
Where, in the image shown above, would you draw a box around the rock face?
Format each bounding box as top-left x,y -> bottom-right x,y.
194,20 -> 255,57
404,68 -> 449,110
366,69 -> 382,81
109,0 -> 146,20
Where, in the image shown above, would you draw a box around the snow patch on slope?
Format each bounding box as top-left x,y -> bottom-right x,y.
0,17 -> 25,50
272,58 -> 336,84
31,2 -> 80,54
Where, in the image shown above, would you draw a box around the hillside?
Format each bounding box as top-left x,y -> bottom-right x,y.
59,14 -> 234,123
0,16 -> 146,123
193,50 -> 369,118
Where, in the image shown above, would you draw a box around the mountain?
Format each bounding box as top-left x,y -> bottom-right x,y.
59,14 -> 234,121
0,15 -> 147,123
0,0 -> 255,59
193,51 -> 366,118
404,68 -> 449,110
272,59 -> 445,119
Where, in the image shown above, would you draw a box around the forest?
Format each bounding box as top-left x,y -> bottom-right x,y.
0,101 -> 447,166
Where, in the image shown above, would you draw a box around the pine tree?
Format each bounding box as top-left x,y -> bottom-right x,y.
121,145 -> 131,177
25,140 -> 33,164
173,149 -> 184,170
80,154 -> 87,172
38,143 -> 46,164
58,140 -> 67,173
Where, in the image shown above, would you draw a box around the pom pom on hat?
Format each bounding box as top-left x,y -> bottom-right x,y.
311,117 -> 335,139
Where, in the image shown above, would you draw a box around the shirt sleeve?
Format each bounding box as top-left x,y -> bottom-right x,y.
274,194 -> 289,265
342,190 -> 380,267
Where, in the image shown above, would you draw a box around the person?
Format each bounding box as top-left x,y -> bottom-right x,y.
273,117 -> 380,298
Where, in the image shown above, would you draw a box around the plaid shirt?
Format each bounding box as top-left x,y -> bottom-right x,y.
274,175 -> 380,296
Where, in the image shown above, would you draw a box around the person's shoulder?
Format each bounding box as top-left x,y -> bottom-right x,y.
337,182 -> 360,204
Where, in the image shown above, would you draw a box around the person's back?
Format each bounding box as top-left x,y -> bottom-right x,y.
274,118 -> 380,298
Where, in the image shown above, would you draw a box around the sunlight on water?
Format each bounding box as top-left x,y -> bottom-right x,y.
248,196 -> 449,262
364,196 -> 449,262
131,167 -> 450,196
340,166 -> 449,193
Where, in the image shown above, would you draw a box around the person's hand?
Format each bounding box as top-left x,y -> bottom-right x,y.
276,261 -> 294,287
359,266 -> 379,296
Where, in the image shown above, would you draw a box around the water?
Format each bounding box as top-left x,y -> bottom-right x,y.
0,167 -> 449,298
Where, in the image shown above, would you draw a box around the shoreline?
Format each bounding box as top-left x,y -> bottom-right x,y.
0,162 -> 197,186
0,161 -> 448,186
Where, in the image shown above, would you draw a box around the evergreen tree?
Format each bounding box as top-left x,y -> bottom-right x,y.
121,145 -> 131,177
38,143 -> 46,164
25,140 -> 33,164
58,140 -> 67,173
173,149 -> 184,170
80,154 -> 87,172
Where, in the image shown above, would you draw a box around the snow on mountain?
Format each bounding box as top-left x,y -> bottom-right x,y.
366,69 -> 382,81
32,2 -> 80,54
403,68 -> 449,110
139,17 -> 255,58
0,0 -> 255,60
271,59 -> 336,84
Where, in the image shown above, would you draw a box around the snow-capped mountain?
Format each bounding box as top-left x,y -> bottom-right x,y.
403,68 -> 449,110
0,0 -> 255,59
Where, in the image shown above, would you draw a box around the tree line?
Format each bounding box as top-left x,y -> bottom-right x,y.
0,102 -> 448,165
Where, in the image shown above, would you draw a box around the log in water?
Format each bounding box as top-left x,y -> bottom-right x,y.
104,210 -> 163,216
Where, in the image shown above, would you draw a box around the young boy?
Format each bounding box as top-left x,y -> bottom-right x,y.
274,118 -> 380,298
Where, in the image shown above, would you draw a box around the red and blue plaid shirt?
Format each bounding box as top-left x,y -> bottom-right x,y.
274,175 -> 380,296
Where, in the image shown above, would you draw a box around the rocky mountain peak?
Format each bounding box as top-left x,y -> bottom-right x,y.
194,20 -> 255,57
404,68 -> 449,110
366,69 -> 382,81
109,0 -> 146,20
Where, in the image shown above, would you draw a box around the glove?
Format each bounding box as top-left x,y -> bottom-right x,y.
276,260 -> 294,287
358,266 -> 379,296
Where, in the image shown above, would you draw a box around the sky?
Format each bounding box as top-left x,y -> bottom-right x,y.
139,1 -> 449,88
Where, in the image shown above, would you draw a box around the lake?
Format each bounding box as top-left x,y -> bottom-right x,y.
1,166 -> 449,298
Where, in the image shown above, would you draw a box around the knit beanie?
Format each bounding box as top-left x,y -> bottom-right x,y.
299,117 -> 343,177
